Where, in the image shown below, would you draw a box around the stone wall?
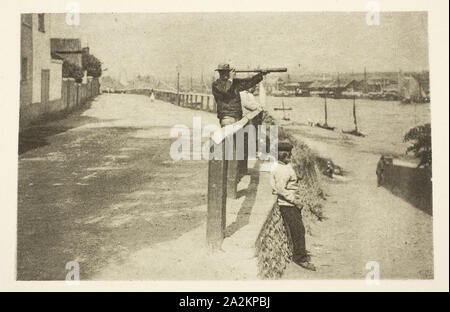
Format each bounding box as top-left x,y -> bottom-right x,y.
380,159 -> 432,215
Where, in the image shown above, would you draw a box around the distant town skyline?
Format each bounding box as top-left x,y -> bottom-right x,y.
49,12 -> 429,83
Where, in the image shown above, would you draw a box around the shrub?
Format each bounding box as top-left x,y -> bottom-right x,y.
82,53 -> 102,78
404,123 -> 432,167
62,60 -> 83,83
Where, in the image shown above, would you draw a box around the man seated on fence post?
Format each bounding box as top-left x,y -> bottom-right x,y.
270,141 -> 316,271
212,63 -> 267,127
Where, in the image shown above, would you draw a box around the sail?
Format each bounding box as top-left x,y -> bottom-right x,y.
398,72 -> 421,100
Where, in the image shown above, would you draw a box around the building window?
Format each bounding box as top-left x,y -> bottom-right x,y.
38,14 -> 45,32
21,57 -> 28,81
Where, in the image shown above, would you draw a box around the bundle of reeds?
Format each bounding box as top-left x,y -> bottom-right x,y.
255,204 -> 293,279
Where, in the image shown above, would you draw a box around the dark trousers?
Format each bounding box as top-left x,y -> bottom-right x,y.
279,205 -> 307,263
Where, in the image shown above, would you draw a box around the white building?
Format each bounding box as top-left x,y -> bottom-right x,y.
20,13 -> 63,130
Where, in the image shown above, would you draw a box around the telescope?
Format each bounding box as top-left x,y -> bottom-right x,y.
234,67 -> 287,73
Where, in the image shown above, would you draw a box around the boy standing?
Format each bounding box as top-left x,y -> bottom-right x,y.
270,141 -> 316,271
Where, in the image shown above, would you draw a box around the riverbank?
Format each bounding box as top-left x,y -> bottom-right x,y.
279,121 -> 433,279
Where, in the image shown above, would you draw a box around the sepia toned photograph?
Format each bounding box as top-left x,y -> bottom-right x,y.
16,8 -> 437,283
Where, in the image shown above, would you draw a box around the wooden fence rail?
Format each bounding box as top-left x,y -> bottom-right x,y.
128,89 -> 218,113
61,77 -> 100,110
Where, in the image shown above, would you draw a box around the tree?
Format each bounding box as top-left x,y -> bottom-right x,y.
404,123 -> 432,167
82,53 -> 102,78
62,60 -> 84,83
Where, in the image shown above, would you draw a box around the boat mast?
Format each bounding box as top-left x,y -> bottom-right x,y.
364,66 -> 367,94
324,94 -> 328,126
353,95 -> 358,132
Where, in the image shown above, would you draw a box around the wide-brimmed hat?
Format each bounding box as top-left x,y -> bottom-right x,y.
215,63 -> 232,71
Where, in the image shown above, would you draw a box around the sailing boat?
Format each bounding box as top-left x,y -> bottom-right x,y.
342,96 -> 365,137
316,94 -> 335,131
273,99 -> 291,119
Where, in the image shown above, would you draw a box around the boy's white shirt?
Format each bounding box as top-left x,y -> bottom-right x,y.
270,161 -> 298,207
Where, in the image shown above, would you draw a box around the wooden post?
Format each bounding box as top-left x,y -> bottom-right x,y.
227,159 -> 239,199
76,83 -> 79,106
238,130 -> 249,177
206,108 -> 262,247
65,80 -> 70,109
207,141 -> 227,249
177,71 -> 180,105
226,134 -> 238,199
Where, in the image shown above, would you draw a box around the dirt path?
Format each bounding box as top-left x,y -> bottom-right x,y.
17,94 -> 217,280
282,125 -> 433,280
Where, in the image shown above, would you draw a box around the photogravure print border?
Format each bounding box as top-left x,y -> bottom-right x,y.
0,0 -> 448,292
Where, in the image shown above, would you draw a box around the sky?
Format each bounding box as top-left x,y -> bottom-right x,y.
49,12 -> 429,82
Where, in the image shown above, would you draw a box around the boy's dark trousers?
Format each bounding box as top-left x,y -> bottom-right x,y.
279,204 -> 308,263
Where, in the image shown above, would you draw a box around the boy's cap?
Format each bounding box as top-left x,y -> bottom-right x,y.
278,141 -> 293,152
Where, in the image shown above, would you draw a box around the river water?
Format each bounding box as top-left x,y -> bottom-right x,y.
262,96 -> 431,157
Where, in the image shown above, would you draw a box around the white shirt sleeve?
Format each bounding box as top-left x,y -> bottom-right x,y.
240,91 -> 260,111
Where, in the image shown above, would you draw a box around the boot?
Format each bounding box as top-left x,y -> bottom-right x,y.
295,260 -> 316,271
